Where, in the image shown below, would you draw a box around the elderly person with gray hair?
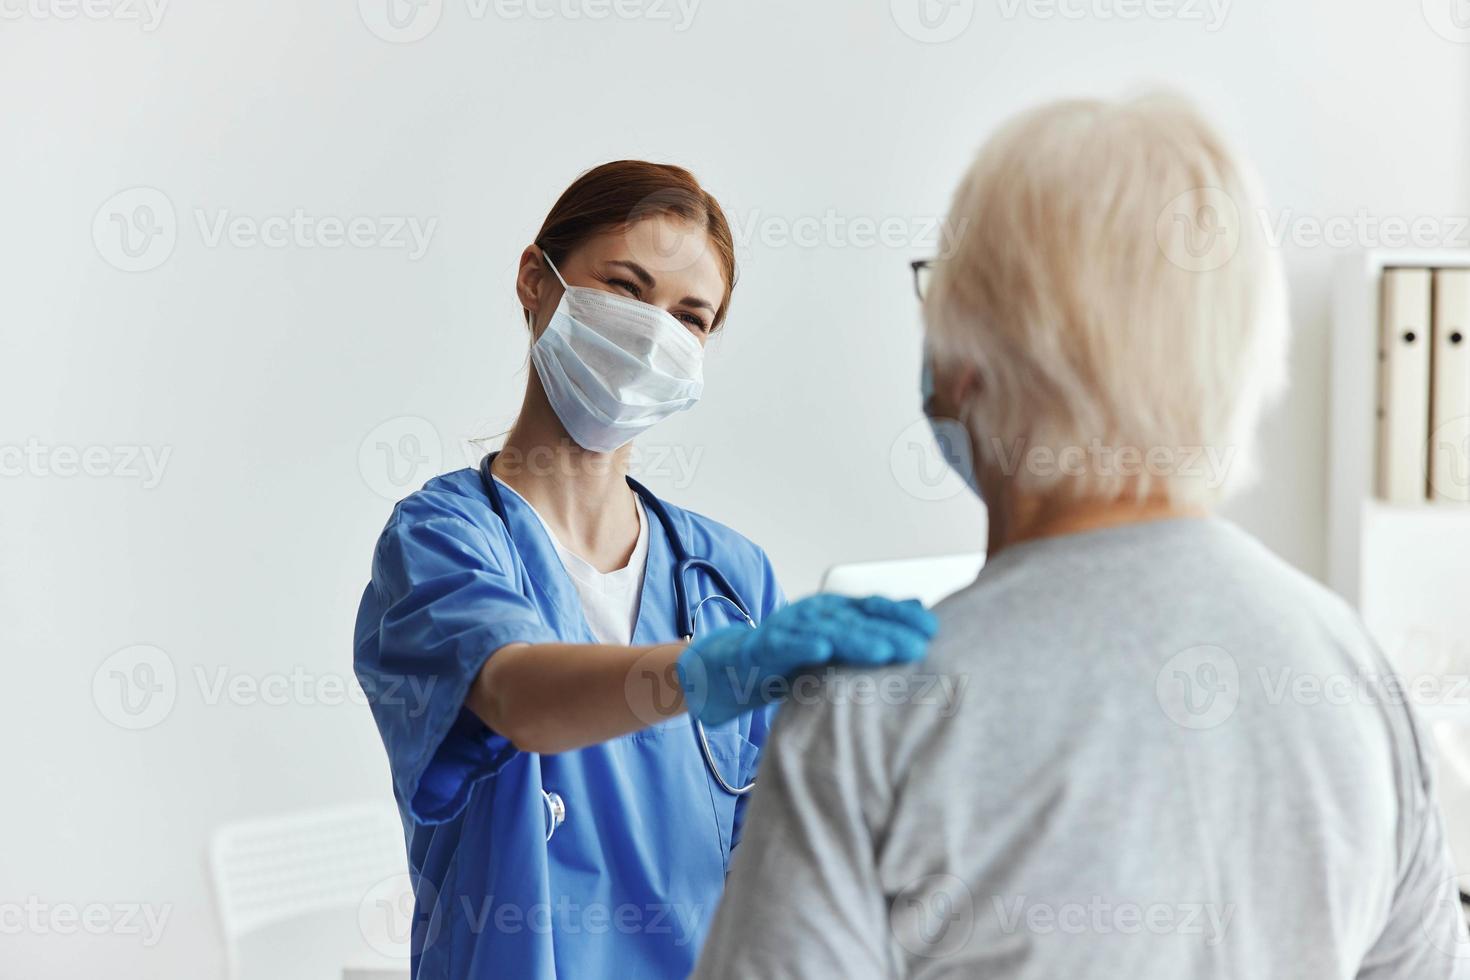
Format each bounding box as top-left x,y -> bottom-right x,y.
692,95 -> 1470,978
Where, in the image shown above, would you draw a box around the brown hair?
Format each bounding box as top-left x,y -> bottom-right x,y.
533,160 -> 738,327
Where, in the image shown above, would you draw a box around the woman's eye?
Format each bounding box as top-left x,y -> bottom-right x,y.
607,278 -> 642,299
677,312 -> 711,333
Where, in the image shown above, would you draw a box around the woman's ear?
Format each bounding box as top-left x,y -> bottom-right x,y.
515,246 -> 549,330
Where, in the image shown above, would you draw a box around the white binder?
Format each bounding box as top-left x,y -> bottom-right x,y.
1430,269 -> 1470,503
1377,268 -> 1432,502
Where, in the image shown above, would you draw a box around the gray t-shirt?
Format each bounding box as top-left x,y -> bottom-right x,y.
693,517 -> 1470,979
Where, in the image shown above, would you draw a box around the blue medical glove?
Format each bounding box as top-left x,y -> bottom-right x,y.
676,594 -> 939,727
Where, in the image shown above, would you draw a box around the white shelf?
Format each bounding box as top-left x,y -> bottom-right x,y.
1327,249 -> 1470,604
1329,250 -> 1470,878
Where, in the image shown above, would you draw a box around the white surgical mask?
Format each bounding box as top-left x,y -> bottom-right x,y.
530,252 -> 705,453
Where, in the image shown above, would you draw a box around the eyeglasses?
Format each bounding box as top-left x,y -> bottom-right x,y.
910,259 -> 936,301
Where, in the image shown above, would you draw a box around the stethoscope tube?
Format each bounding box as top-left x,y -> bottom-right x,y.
478,454 -> 758,803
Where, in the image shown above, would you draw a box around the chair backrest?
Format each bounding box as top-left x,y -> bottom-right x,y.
820,552 -> 985,608
209,801 -> 407,978
1432,720 -> 1470,882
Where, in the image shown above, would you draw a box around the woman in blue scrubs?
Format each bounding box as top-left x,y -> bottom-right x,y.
353,160 -> 937,979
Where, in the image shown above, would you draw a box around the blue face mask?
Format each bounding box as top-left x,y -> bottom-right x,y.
921,348 -> 981,498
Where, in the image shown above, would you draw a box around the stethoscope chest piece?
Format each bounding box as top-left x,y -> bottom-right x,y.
542,790 -> 566,842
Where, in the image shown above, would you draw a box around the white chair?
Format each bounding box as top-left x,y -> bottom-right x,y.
209,801 -> 412,980
1433,721 -> 1470,887
820,552 -> 985,608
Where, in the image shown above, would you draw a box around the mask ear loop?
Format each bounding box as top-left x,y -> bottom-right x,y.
539,248 -> 571,290
525,247 -> 571,330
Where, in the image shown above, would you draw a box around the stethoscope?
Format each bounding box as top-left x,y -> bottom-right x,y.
477,455 -> 759,839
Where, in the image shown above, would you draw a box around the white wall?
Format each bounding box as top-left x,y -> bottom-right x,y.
3,1 -> 1468,976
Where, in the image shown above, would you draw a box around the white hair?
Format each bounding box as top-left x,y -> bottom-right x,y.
924,93 -> 1289,505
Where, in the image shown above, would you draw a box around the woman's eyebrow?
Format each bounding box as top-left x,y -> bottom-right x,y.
607,259 -> 655,289
609,258 -> 715,311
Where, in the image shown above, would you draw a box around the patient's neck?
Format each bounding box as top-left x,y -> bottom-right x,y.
986,490 -> 1208,557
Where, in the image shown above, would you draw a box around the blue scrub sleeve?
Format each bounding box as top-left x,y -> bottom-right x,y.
355,515 -> 556,825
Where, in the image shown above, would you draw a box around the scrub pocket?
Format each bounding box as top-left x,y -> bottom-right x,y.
695,723 -> 760,872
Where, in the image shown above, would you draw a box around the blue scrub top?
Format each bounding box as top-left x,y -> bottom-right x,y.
353,467 -> 783,979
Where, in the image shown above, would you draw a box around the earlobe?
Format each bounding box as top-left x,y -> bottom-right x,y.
515,246 -> 546,327
952,364 -> 981,406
